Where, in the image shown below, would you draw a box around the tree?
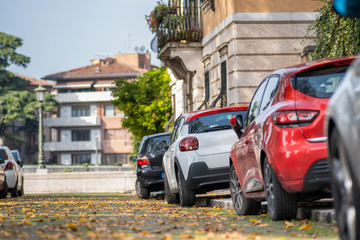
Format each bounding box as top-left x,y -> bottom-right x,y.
111,67 -> 172,154
309,0 -> 360,59
0,32 -> 57,143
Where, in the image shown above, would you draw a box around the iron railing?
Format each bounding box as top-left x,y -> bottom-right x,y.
155,0 -> 203,52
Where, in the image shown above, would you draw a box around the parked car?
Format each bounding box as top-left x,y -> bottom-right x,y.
131,132 -> 171,199
326,57 -> 360,240
229,56 -> 357,220
0,166 -> 7,198
0,146 -> 23,197
11,150 -> 24,196
163,106 -> 248,206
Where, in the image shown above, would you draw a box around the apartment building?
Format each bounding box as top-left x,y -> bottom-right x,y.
154,0 -> 322,117
43,53 -> 151,165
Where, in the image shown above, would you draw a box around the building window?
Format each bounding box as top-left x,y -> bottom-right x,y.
104,105 -> 124,117
104,129 -> 126,140
72,106 -> 90,117
72,153 -> 91,164
104,153 -> 130,164
72,130 -> 90,141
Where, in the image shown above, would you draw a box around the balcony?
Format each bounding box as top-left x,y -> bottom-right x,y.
151,0 -> 202,52
44,116 -> 101,127
55,91 -> 113,103
44,141 -> 99,152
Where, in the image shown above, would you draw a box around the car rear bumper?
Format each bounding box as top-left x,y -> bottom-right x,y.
136,166 -> 164,190
5,171 -> 16,189
184,162 -> 229,193
268,127 -> 330,193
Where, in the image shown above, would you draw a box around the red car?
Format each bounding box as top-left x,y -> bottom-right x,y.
229,56 -> 357,220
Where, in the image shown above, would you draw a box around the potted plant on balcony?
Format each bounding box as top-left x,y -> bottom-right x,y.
145,1 -> 168,34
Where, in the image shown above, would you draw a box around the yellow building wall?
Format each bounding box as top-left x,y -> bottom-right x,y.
202,0 -> 323,36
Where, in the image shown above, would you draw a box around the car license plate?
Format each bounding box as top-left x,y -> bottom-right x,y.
161,172 -> 164,178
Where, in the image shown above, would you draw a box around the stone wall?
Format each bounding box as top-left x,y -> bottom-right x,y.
202,12 -> 317,106
24,171 -> 136,194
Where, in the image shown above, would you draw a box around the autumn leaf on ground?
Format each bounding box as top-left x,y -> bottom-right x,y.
284,220 -> 294,229
298,224 -> 312,230
66,222 -> 77,231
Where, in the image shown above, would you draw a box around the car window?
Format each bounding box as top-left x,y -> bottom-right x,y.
293,65 -> 348,98
141,135 -> 171,154
245,79 -> 268,126
260,75 -> 280,113
12,151 -> 19,161
169,117 -> 185,145
0,149 -> 9,161
188,110 -> 247,134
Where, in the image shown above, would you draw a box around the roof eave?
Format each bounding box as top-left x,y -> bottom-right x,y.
42,72 -> 143,81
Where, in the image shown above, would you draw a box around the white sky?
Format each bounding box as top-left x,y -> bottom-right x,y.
0,0 -> 160,79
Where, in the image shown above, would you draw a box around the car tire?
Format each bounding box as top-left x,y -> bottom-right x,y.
164,171 -> 179,204
329,128 -> 360,240
263,158 -> 297,221
229,164 -> 261,215
177,168 -> 196,207
18,177 -> 24,197
11,180 -> 19,198
0,181 -> 8,198
135,179 -> 150,199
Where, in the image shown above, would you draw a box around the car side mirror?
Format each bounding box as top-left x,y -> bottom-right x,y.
0,159 -> 4,164
230,115 -> 244,138
129,156 -> 137,163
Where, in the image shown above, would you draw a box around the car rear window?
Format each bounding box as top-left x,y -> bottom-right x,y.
293,65 -> 348,98
188,110 -> 247,134
139,135 -> 171,155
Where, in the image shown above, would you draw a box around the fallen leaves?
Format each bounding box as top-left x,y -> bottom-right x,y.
0,194 -> 339,240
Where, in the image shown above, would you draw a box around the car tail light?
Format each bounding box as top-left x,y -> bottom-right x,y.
4,162 -> 14,171
179,137 -> 199,151
272,111 -> 319,126
137,156 -> 150,166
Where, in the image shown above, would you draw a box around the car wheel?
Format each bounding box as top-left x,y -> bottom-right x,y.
177,168 -> 196,207
329,128 -> 360,240
164,171 -> 179,204
11,180 -> 19,198
229,164 -> 261,215
0,181 -> 8,198
263,158 -> 297,220
135,179 -> 150,199
18,177 -> 24,197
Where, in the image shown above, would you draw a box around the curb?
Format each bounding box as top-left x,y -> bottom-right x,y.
198,197 -> 335,223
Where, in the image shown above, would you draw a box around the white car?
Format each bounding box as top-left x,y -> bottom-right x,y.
11,150 -> 24,196
163,106 -> 248,206
0,146 -> 23,197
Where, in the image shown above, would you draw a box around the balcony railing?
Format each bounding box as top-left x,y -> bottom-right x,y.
44,116 -> 101,127
153,0 -> 202,52
44,141 -> 99,152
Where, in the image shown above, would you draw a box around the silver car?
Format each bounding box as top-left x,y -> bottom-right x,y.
326,57 -> 360,240
0,146 -> 23,197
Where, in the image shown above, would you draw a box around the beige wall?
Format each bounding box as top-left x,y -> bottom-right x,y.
202,0 -> 323,36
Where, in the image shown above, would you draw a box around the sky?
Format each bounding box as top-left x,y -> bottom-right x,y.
0,0 -> 160,80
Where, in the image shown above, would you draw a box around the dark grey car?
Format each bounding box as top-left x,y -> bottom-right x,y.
130,132 -> 171,199
326,57 -> 360,240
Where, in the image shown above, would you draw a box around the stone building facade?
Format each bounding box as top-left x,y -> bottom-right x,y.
155,0 -> 321,118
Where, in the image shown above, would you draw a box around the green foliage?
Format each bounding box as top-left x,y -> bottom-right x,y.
0,32 -> 57,142
0,32 -> 30,69
111,67 -> 172,154
309,0 -> 360,59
